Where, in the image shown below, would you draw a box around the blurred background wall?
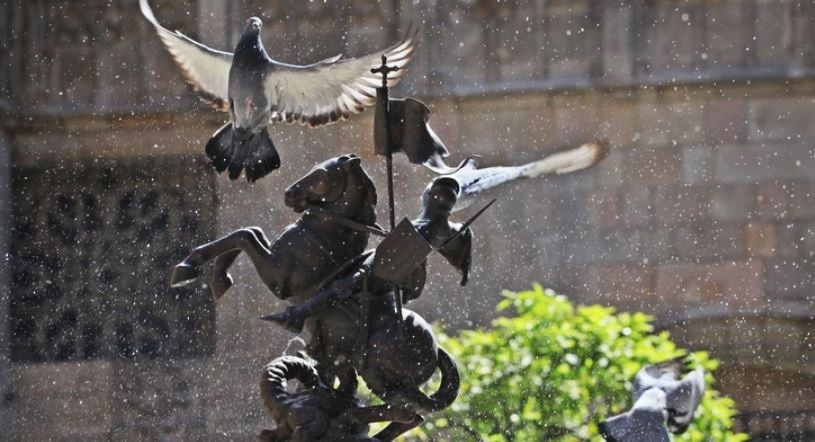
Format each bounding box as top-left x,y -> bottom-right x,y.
1,0 -> 813,440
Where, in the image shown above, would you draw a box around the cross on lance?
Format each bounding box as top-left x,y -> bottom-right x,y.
370,53 -> 401,232
371,55 -> 400,88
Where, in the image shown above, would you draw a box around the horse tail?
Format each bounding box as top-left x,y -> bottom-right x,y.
395,347 -> 460,414
260,354 -> 320,421
429,347 -> 460,412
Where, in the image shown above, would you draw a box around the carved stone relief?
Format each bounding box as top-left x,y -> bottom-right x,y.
10,155 -> 216,362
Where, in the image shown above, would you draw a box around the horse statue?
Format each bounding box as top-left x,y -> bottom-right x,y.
171,155 -> 459,441
169,153 -> 377,304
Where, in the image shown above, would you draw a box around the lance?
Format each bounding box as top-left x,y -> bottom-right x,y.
371,55 -> 406,333
372,55 -> 400,230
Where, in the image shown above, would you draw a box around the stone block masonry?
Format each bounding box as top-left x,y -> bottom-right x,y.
1,0 -> 814,439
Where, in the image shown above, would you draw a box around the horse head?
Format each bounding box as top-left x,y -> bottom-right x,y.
284,154 -> 377,225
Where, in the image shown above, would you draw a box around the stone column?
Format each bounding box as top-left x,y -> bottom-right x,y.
0,128 -> 11,436
197,0 -> 229,47
601,0 -> 634,83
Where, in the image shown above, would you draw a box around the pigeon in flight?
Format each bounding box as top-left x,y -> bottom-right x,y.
140,0 -> 419,182
423,140 -> 608,212
599,359 -> 706,442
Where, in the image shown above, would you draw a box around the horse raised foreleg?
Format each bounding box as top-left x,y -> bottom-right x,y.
209,227 -> 272,300
171,228 -> 274,288
210,250 -> 239,300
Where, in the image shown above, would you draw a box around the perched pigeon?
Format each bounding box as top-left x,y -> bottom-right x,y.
599,387 -> 672,442
599,360 -> 706,442
140,0 -> 419,182
633,360 -> 706,434
423,140 -> 608,212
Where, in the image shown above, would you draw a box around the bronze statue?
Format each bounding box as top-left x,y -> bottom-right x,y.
259,177 -> 496,440
266,175 -> 486,332
173,155 -> 476,441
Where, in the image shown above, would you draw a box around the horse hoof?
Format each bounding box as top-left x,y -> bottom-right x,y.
170,263 -> 199,287
261,311 -> 306,333
210,272 -> 233,301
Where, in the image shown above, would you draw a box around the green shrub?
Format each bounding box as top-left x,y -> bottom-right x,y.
413,284 -> 748,442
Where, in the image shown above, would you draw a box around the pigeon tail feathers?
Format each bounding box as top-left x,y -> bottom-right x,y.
243,130 -> 281,182
205,123 -> 234,173
205,125 -> 280,182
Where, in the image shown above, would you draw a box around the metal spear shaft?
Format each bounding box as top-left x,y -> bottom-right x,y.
371,55 -> 405,332
372,55 -> 399,231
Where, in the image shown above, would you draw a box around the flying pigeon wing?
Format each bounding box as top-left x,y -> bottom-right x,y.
600,388 -> 672,442
518,140 -> 608,177
264,26 -> 419,127
140,0 -> 232,110
448,141 -> 607,212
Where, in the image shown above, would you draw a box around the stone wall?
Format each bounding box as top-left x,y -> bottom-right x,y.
10,156 -> 216,363
0,128 -> 12,438
1,0 -> 814,439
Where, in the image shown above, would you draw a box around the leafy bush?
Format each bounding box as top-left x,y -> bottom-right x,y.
414,284 -> 748,442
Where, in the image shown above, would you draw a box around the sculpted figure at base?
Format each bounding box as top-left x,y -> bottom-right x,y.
258,353 -> 373,442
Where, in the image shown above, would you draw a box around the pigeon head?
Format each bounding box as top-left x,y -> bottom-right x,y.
244,17 -> 262,35
235,16 -> 268,60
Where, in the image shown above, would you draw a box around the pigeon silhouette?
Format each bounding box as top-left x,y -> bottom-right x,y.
140,0 -> 418,182
633,360 -> 706,434
423,140 -> 608,212
600,360 -> 706,442
599,387 -> 672,442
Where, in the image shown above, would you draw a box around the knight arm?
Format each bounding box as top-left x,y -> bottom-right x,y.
438,225 -> 473,286
263,261 -> 371,333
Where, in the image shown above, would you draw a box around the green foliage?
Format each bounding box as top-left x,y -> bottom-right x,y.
413,284 -> 748,442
